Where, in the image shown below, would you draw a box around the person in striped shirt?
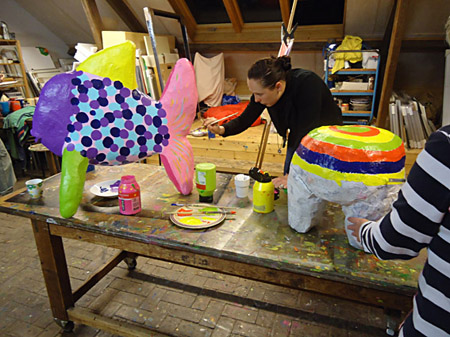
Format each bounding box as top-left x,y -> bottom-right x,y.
348,125 -> 450,336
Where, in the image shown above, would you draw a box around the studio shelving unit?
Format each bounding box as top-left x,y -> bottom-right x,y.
325,49 -> 380,125
0,39 -> 32,99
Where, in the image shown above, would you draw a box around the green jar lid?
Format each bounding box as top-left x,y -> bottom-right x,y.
196,163 -> 216,171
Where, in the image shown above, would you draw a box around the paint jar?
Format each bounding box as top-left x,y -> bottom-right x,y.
10,99 -> 21,112
195,163 -> 216,203
249,168 -> 275,213
253,180 -> 274,213
118,175 -> 141,215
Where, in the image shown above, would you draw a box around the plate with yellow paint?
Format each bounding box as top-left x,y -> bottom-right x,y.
169,206 -> 226,229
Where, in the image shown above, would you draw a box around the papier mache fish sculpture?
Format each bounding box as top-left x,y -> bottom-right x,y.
287,125 -> 405,249
31,42 -> 197,218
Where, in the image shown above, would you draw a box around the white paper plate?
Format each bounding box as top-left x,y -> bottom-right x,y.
169,206 -> 226,229
90,179 -> 121,198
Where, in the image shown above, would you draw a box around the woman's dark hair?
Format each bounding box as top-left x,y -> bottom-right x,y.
247,56 -> 292,89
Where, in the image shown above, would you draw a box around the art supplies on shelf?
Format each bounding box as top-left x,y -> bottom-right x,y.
0,39 -> 32,98
324,49 -> 380,125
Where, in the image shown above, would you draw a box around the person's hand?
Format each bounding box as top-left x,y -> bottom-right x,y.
203,117 -> 225,135
347,217 -> 370,243
272,174 -> 288,189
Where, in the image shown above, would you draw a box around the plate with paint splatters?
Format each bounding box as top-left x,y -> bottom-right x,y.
89,179 -> 121,198
169,206 -> 226,229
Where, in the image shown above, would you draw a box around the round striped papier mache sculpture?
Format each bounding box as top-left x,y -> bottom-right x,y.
287,125 -> 405,249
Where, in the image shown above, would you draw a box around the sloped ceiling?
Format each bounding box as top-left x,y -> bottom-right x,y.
345,0 -> 450,39
13,0 -> 179,47
11,0 -> 450,50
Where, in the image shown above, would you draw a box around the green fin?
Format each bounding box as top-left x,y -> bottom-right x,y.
60,149 -> 89,218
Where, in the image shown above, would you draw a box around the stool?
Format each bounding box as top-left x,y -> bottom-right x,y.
28,143 -> 60,178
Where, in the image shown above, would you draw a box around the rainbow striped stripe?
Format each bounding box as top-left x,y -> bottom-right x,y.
292,125 -> 405,186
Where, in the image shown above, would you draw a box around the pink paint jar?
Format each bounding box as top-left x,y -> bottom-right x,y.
118,175 -> 141,215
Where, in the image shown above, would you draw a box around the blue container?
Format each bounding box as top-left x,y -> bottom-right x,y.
0,101 -> 10,116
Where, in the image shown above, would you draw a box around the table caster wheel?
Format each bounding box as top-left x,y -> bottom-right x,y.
124,257 -> 137,270
54,318 -> 74,332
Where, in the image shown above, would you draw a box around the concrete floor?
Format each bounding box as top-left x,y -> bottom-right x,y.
0,177 -> 390,337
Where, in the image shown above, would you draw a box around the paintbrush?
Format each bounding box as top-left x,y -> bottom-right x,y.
207,112 -> 239,126
171,203 -> 238,209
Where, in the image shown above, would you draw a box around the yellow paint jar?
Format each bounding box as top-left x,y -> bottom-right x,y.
253,181 -> 274,213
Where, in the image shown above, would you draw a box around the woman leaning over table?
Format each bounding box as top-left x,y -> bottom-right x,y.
204,56 -> 342,188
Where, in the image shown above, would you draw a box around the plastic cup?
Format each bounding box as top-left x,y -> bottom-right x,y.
234,174 -> 250,198
26,178 -> 43,199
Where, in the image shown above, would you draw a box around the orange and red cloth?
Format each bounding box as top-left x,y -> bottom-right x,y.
203,102 -> 264,127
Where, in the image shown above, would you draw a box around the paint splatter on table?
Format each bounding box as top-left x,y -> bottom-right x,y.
0,164 -> 424,304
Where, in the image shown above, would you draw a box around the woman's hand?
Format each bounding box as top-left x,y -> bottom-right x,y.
347,217 -> 370,243
203,118 -> 225,135
272,174 -> 288,189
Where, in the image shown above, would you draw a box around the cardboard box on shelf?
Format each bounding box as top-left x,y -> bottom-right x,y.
143,35 -> 175,56
142,53 -> 179,67
340,81 -> 369,91
101,31 -> 175,55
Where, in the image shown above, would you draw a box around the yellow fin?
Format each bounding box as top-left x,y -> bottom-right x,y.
76,41 -> 137,89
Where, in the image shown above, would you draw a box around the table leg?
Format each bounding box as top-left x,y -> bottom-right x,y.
384,308 -> 403,336
31,219 -> 74,326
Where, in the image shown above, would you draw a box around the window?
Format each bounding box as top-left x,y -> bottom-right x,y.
293,0 -> 345,26
185,0 -> 230,24
237,0 -> 282,23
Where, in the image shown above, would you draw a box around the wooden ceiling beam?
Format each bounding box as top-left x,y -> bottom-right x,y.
166,0 -> 197,40
105,0 -> 146,33
81,0 -> 104,49
193,23 -> 343,44
279,0 -> 290,27
189,37 -> 445,54
376,0 -> 409,129
223,0 -> 243,33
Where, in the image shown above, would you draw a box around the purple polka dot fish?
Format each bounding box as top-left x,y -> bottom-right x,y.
31,42 -> 197,218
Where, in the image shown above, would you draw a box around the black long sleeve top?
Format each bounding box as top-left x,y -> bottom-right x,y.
222,68 -> 342,174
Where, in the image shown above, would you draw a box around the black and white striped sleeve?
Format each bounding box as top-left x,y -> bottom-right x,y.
360,127 -> 450,260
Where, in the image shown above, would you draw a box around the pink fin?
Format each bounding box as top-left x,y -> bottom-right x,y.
160,58 -> 198,195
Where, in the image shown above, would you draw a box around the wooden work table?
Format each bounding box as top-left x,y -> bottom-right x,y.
0,164 -> 424,336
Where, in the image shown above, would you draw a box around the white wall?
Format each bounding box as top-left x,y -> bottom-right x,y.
443,50 -> 450,126
1,0 -> 69,63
